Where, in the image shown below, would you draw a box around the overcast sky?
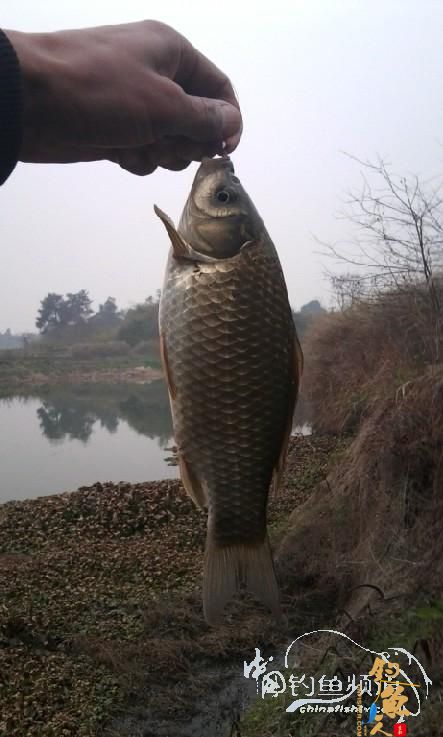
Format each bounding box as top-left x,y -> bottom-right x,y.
1,0 -> 443,333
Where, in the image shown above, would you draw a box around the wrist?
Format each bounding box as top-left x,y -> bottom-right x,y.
4,29 -> 60,161
0,29 -> 23,182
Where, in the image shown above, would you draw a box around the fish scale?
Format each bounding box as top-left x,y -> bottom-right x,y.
162,247 -> 291,519
155,157 -> 302,623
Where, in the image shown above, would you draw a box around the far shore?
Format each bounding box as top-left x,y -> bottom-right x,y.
5,365 -> 164,386
0,347 -> 164,389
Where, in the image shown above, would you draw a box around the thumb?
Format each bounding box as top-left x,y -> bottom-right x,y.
167,92 -> 242,150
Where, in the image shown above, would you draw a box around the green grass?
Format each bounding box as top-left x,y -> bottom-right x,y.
240,691 -> 321,737
240,598 -> 443,737
366,598 -> 443,653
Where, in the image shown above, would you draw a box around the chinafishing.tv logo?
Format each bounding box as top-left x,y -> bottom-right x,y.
243,630 -> 432,736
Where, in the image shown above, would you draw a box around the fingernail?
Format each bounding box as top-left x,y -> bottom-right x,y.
224,130 -> 242,154
219,102 -> 243,141
214,140 -> 227,156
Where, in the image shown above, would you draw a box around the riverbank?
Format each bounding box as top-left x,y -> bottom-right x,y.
1,431 -> 441,737
0,347 -> 162,389
0,435 -> 340,737
5,365 -> 163,386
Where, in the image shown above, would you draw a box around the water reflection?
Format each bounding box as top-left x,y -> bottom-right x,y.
0,381 -> 176,501
33,384 -> 310,444
0,381 -> 311,502
37,404 -> 97,442
32,382 -> 173,446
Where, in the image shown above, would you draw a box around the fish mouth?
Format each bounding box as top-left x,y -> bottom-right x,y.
189,155 -> 249,221
192,156 -> 237,199
197,156 -> 235,175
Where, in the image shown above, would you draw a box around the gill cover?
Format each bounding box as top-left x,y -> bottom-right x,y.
154,205 -> 218,263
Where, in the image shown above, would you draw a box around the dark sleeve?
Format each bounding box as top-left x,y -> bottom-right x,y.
0,29 -> 23,185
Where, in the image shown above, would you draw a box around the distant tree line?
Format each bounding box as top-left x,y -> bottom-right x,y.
117,293 -> 160,347
34,288 -> 325,347
35,290 -> 162,347
36,291 -> 121,333
34,288 -> 324,348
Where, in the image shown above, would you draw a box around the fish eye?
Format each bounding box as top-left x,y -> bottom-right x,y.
216,190 -> 231,204
231,176 -> 240,184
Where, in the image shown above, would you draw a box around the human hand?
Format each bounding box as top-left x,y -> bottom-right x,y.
5,21 -> 242,175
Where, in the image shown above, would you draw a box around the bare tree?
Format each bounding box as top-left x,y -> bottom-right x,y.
322,155 -> 443,358
329,272 -> 366,310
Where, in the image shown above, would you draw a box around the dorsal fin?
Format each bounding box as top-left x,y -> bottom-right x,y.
154,205 -> 189,259
154,204 -> 220,263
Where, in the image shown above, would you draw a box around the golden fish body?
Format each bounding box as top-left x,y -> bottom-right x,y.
155,157 -> 302,623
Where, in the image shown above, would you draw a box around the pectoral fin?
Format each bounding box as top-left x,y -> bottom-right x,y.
271,333 -> 304,496
159,331 -> 207,509
294,331 -> 304,380
178,454 -> 208,510
159,332 -> 176,400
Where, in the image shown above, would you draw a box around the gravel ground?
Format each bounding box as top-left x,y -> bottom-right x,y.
0,435 -> 339,737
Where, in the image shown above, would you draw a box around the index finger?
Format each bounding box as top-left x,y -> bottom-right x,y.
175,42 -> 240,111
175,44 -> 242,152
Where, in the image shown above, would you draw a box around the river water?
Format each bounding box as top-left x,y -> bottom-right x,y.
0,381 -> 177,503
0,381 -> 310,503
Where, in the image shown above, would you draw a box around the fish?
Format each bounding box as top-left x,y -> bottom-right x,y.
155,156 -> 303,624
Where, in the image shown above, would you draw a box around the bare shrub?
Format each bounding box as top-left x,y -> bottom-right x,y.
279,366 -> 443,603
303,281 -> 443,434
321,156 -> 443,362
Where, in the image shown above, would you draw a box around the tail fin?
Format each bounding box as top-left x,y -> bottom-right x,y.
203,535 -> 281,625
